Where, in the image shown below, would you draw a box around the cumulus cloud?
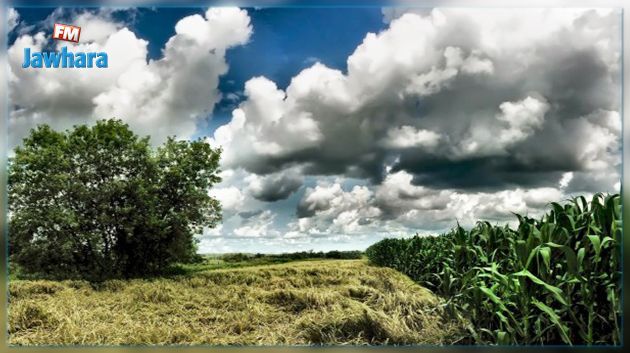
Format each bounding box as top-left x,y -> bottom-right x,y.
294,182 -> 381,236
246,168 -> 304,202
9,7 -> 621,251
374,170 -> 452,221
380,125 -> 441,149
291,170 -> 572,238
8,7 -> 252,146
209,186 -> 245,216
233,210 -> 280,238
457,95 -> 550,157
202,167 -> 302,241
208,75 -> 323,173
212,8 -> 620,194
93,7 -> 251,143
201,8 -> 621,247
73,10 -> 125,43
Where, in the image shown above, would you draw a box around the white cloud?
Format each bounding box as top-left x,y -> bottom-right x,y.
460,50 -> 494,74
8,8 -> 20,32
208,75 -> 323,171
380,125 -> 441,149
574,110 -> 621,170
375,171 -> 563,229
73,10 -> 123,43
211,8 -> 619,191
559,172 -> 574,189
496,96 -> 548,138
206,8 -> 619,243
233,210 -> 280,238
93,7 -> 251,143
209,186 -> 245,216
9,7 -> 252,146
458,96 -> 550,157
446,187 -> 564,226
403,46 -> 493,97
294,182 -> 381,236
375,170 -> 451,214
291,170 -> 571,237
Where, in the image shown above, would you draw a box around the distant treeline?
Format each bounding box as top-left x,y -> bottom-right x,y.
217,250 -> 363,263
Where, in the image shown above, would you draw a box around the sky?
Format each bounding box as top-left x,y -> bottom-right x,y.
6,6 -> 622,253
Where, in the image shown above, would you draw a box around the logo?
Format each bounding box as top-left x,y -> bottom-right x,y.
22,23 -> 108,69
52,23 -> 81,43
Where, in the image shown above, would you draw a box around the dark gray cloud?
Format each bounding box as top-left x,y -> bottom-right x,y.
247,169 -> 304,202
207,8 -> 621,244
212,9 -> 620,195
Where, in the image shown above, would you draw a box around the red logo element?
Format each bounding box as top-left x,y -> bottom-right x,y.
52,23 -> 81,43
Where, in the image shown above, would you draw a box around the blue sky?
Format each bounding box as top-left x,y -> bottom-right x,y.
13,7 -> 384,132
205,7 -> 385,135
11,7 -> 386,137
7,6 -> 621,253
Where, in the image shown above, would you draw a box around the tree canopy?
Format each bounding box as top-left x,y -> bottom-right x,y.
9,119 -> 222,280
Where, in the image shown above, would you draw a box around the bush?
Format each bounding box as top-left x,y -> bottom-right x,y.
9,120 -> 223,281
366,194 -> 621,345
222,253 -> 253,263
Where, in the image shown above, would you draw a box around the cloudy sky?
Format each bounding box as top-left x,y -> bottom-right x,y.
7,6 -> 621,253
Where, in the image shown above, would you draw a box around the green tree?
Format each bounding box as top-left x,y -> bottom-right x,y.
9,119 -> 222,280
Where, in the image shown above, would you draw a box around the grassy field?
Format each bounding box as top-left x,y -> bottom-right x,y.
9,259 -> 462,346
166,250 -> 363,276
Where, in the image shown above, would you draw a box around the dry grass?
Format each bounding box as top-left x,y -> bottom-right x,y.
8,259 -> 462,346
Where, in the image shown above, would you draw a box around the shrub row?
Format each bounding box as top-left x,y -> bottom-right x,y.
222,250 -> 363,263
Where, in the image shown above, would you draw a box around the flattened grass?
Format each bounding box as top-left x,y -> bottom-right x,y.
9,260 -> 461,346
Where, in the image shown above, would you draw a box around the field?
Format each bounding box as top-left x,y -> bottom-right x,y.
8,195 -> 620,346
367,194 -> 621,345
8,259 -> 462,345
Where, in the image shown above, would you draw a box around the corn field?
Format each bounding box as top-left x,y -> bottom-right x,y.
366,193 -> 621,345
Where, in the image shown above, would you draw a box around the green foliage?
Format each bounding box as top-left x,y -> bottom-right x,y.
9,119 -> 223,281
222,250 -> 364,263
366,194 -> 621,345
